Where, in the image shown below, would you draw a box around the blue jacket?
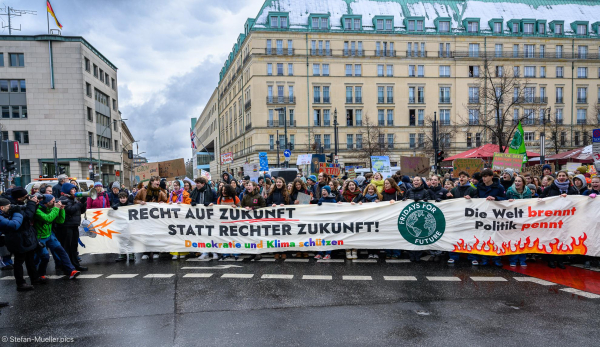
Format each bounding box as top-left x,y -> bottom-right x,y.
317,196 -> 337,205
475,177 -> 507,201
582,189 -> 599,196
2,200 -> 39,253
0,211 -> 23,235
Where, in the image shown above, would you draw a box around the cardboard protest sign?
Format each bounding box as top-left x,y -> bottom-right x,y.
347,168 -> 356,179
523,163 -> 554,177
296,192 -> 311,205
296,154 -> 312,166
566,162 -> 580,173
452,159 -> 484,178
492,153 -> 524,172
259,152 -> 269,171
158,158 -> 186,179
221,152 -> 233,164
134,162 -> 159,183
400,156 -> 429,176
200,169 -> 211,181
243,163 -> 260,182
372,156 -> 393,178
319,163 -> 341,176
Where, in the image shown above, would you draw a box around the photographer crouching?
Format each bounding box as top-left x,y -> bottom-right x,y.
0,188 -> 43,291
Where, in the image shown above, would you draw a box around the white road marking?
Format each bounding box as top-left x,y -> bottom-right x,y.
384,276 -> 418,281
186,258 -> 212,262
302,275 -> 332,280
77,274 -> 103,279
513,277 -> 556,286
181,265 -> 243,270
257,258 -> 277,262
427,276 -> 461,281
471,277 -> 508,282
261,274 -> 294,279
1,276 -> 28,280
222,258 -> 244,262
144,274 -> 175,278
106,274 -> 138,279
221,273 -> 254,279
342,276 -> 372,281
352,259 -> 377,263
317,259 -> 345,263
385,259 -> 411,263
560,288 -> 600,299
46,275 -> 65,279
183,273 -> 213,278
284,258 -> 309,262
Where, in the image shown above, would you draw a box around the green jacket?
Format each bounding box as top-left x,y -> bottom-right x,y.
34,206 -> 65,239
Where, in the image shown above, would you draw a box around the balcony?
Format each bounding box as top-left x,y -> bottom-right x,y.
438,51 -> 453,58
375,50 -> 396,57
343,49 -> 364,57
355,97 -> 362,103
556,97 -> 564,104
440,120 -> 451,126
386,97 -> 394,104
469,119 -> 480,125
245,123 -> 252,131
311,49 -> 331,56
513,97 -> 548,104
244,99 -> 251,110
577,119 -> 587,125
265,48 -> 295,56
405,51 -> 427,58
378,120 -> 385,126
387,120 -> 394,126
577,97 -> 588,104
408,98 -> 425,104
268,120 -> 297,127
378,97 -> 385,104
439,98 -> 451,104
266,96 -> 296,104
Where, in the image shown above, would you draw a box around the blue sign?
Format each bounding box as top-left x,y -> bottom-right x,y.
259,152 -> 269,171
593,129 -> 600,143
284,149 -> 291,157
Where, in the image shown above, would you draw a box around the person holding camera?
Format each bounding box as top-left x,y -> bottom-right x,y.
56,183 -> 88,271
34,194 -> 81,280
0,188 -> 43,291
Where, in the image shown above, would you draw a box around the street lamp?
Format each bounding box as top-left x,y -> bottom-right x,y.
540,107 -> 551,164
333,108 -> 339,157
121,139 -> 139,185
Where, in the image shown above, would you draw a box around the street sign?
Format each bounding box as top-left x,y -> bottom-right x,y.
89,164 -> 93,170
594,129 -> 600,162
284,149 -> 291,158
593,129 -> 600,143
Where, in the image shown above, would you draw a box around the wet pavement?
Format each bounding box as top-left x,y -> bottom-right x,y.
0,253 -> 599,346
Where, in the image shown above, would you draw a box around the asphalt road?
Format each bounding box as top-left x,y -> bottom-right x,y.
0,253 -> 599,347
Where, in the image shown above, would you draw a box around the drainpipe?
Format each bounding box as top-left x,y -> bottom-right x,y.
306,33 -> 311,151
570,39 -> 575,147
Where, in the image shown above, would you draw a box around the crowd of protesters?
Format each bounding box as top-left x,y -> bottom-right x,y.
0,163 -> 598,306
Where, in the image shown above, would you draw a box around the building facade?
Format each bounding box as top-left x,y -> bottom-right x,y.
0,34 -> 123,187
121,121 -> 135,188
214,0 -> 600,173
193,88 -> 219,176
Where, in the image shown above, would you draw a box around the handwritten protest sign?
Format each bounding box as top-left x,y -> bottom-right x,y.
452,158 -> 484,178
400,156 -> 430,176
296,154 -> 312,166
347,168 -> 356,179
492,153 -> 524,172
243,163 -> 260,182
319,163 -> 341,176
134,162 -> 159,183
158,158 -> 186,179
296,192 -> 311,205
221,152 -> 233,165
523,163 -> 554,177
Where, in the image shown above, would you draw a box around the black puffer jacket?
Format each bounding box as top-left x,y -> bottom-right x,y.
58,195 -> 87,226
428,185 -> 448,201
3,200 -> 38,253
190,186 -> 213,206
406,185 -> 434,202
450,183 -> 477,198
381,190 -> 402,202
540,180 -> 579,197
266,187 -> 289,205
500,177 -> 515,192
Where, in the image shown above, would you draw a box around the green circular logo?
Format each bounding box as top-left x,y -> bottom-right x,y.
397,202 -> 446,245
510,131 -> 523,150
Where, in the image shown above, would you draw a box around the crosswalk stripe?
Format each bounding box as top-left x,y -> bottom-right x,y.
261,274 -> 294,279
342,275 -> 372,281
77,274 -> 103,279
302,275 -> 332,280
316,259 -> 345,263
470,277 -> 508,282
560,288 -> 600,299
352,259 -> 377,263
427,276 -> 461,281
183,273 -> 213,278
221,273 -> 254,279
513,277 -> 556,286
106,274 -> 138,279
186,258 -> 212,262
384,276 -> 418,281
385,259 -> 411,263
46,275 -> 65,279
284,258 -> 309,262
143,274 -> 175,278
257,258 -> 277,262
1,276 -> 28,280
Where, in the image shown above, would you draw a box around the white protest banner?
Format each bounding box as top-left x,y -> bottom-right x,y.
79,197 -> 600,256
296,154 -> 312,166
243,163 -> 260,182
200,170 -> 212,181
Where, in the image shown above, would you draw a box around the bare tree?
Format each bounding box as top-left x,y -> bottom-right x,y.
415,113 -> 460,156
185,159 -> 194,178
350,115 -> 394,168
458,61 -> 545,152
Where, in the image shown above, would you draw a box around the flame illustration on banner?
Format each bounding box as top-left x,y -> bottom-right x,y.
88,210 -> 120,239
453,233 -> 588,256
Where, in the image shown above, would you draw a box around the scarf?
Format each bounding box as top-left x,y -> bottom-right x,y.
384,188 -> 397,195
364,193 -> 378,201
146,185 -> 162,202
169,188 -> 184,203
554,179 -> 570,194
343,189 -> 359,202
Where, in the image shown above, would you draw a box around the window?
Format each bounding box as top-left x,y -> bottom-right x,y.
387,134 -> 394,148
523,23 -> 534,34
556,66 -> 564,78
439,21 -> 450,32
276,39 -> 283,55
524,44 -> 534,58
540,66 -> 546,78
466,133 -> 472,148
386,86 -> 394,103
387,110 -> 394,126
493,22 -> 502,33
322,64 -> 329,76
87,107 -> 93,121
577,24 -> 587,35
439,43 -> 451,57
346,64 -> 352,77
513,66 -> 520,77
313,86 -> 321,103
2,106 -> 9,119
577,87 -> 587,103
288,63 -> 293,76
469,66 -> 479,77
355,86 -> 362,103
554,23 -> 563,35
377,65 -> 384,77
288,40 -> 293,55
111,78 -> 116,90
378,86 -> 384,103
378,109 -> 385,126
577,109 -> 587,124
575,131 -> 581,146
356,134 -> 363,149
417,133 -> 425,148
467,21 -> 479,33
578,46 -> 588,59
112,99 -> 117,110
9,53 -> 24,67
386,65 -> 393,77
377,19 -> 384,30
469,109 -> 479,125
496,66 -> 503,77
267,63 -> 272,76
355,64 -> 361,77
415,20 -> 423,31
409,134 -> 416,148
346,86 -> 353,103
577,67 -> 588,78
0,131 -> 6,140
539,23 -> 546,34
99,69 -> 104,82
105,73 -> 109,85
469,43 -> 479,58
84,57 -> 90,72
418,109 -> 424,125
270,15 -> 288,28
556,108 -> 563,123
347,134 -> 353,149
0,80 -> 6,92
409,65 -> 415,77
495,44 -> 503,58
13,131 -> 29,144
312,64 -> 319,76
439,87 -> 450,103
417,65 -> 424,77
439,66 -> 450,77
556,45 -> 563,58
114,140 -> 119,152
289,86 -> 294,101
524,132 -> 535,142
324,134 -> 331,149
440,109 -> 450,125
86,82 -> 91,97
524,66 -> 535,78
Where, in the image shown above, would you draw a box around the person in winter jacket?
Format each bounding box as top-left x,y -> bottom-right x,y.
446,171 -> 478,265
241,181 -> 266,210
381,178 -> 405,202
355,176 -> 366,191
428,175 -> 448,201
168,179 -> 191,260
52,174 -> 68,199
313,172 -> 330,202
1,193 -> 44,291
87,182 -> 109,209
572,174 -> 587,194
56,183 -> 88,271
505,176 -> 532,267
406,176 -> 435,202
360,184 -> 381,203
112,192 -> 136,262
582,176 -> 600,196
134,176 -> 168,205
107,181 -> 123,206
267,177 -> 290,206
542,164 -> 554,178
340,180 -> 363,204
499,169 -> 515,191
401,175 -> 413,190
540,170 -> 579,269
371,172 -> 385,194
189,177 -> 214,207
290,179 -> 312,204
314,186 -> 336,260
231,180 -> 243,197
306,175 -> 319,203
33,194 -> 80,279
221,171 -> 232,185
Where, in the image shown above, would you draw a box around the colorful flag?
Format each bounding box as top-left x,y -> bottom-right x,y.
509,121 -> 528,163
47,0 -> 63,29
190,129 -> 197,149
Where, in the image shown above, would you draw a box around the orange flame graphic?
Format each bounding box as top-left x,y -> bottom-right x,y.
452,233 -> 588,256
88,210 -> 120,239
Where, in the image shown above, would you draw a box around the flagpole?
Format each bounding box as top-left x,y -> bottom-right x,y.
47,3 -> 49,34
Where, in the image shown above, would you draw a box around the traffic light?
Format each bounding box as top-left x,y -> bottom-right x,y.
288,142 -> 294,150
90,172 -> 95,181
326,153 -> 334,163
128,150 -> 134,159
436,150 -> 445,164
58,166 -> 66,175
5,160 -> 16,172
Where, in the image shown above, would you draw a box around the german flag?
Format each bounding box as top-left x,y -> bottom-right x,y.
47,0 -> 62,29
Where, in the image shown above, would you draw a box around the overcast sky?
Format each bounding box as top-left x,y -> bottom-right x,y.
4,0 -> 265,161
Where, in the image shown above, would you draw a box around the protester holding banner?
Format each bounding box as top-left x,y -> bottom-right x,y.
371,172 -> 385,194
582,176 -> 599,196
314,186 -> 336,260
87,183 -> 109,209
290,179 -> 311,205
572,175 -> 587,194
242,181 -> 266,262
261,178 -> 272,200
428,175 -> 447,201
135,177 -> 168,205
505,175 -> 532,267
500,169 -> 515,191
189,177 -> 213,207
340,180 -> 363,204
56,183 -> 88,271
381,178 -> 405,202
360,184 -> 381,203
447,171 -> 478,264
328,179 -> 343,202
266,178 -> 290,207
168,180 -> 190,260
406,176 -> 434,202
